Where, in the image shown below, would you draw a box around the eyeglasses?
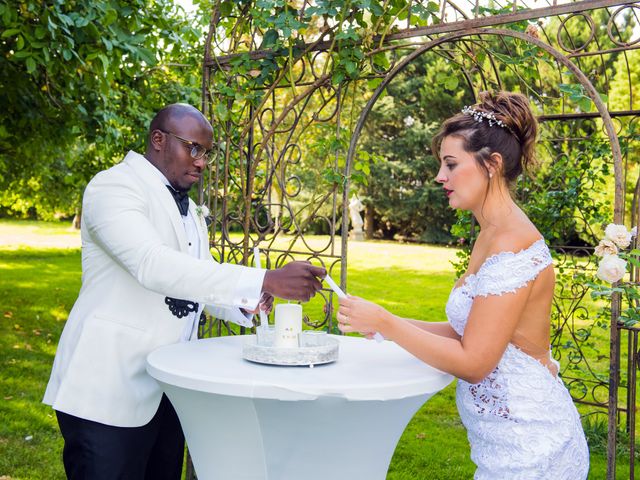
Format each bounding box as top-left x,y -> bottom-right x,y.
159,129 -> 212,161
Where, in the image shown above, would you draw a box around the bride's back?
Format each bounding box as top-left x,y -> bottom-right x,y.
473,218 -> 557,373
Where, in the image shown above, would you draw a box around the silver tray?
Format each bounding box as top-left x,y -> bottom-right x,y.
242,334 -> 339,367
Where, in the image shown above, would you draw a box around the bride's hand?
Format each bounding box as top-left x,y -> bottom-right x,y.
337,295 -> 390,336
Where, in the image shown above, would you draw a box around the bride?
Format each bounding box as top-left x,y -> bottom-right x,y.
337,91 -> 589,479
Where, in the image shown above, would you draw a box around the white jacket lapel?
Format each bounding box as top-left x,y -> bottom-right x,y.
124,152 -> 189,252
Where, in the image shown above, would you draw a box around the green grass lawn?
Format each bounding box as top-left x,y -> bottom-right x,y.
0,220 -> 635,479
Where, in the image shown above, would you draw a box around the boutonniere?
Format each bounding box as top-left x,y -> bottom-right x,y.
195,204 -> 211,228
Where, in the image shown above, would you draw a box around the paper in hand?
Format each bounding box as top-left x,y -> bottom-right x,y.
324,274 -> 384,342
323,274 -> 346,299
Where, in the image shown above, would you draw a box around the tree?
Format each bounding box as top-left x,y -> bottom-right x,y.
356,54 -> 467,242
0,0 -> 205,219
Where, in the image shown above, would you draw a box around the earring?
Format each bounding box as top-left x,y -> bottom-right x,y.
489,173 -> 493,179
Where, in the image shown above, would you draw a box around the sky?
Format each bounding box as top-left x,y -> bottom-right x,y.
175,0 -> 195,14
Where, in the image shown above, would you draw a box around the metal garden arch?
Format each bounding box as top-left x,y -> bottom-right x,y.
197,2 -> 640,478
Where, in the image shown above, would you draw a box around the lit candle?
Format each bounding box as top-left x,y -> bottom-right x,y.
274,304 -> 302,348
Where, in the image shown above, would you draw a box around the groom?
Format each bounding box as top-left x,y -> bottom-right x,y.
43,103 -> 325,479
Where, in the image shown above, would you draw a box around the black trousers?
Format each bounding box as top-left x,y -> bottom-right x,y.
56,394 -> 185,480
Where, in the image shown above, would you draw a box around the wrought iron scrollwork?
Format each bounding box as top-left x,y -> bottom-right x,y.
199,2 -> 640,477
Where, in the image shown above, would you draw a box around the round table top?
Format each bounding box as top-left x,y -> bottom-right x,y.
147,335 -> 453,401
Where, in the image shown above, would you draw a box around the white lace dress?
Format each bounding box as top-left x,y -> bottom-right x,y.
446,239 -> 589,479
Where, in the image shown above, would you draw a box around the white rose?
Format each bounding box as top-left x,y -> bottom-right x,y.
596,255 -> 627,283
604,223 -> 632,249
631,226 -> 637,237
594,239 -> 618,257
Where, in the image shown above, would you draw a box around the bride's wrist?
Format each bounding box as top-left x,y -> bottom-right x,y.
378,308 -> 398,339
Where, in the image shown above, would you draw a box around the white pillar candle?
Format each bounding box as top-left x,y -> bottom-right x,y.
274,304 -> 302,348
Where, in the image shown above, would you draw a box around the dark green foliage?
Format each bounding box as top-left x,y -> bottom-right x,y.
0,0 -> 205,218
522,134 -> 612,247
358,55 -> 469,243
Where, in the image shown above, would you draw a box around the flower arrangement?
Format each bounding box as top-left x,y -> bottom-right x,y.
591,223 -> 639,327
594,224 -> 637,283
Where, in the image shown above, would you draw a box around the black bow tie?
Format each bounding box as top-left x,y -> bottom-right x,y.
166,185 -> 189,216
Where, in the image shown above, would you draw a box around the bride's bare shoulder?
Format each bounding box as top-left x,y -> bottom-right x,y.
487,225 -> 544,257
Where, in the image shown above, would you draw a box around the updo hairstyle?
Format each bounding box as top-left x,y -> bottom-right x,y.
431,91 -> 538,184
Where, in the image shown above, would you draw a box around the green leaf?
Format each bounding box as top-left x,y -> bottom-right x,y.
371,52 -> 389,71
427,1 -> 440,13
215,103 -> 228,121
261,29 -> 279,49
98,54 -> 109,71
335,28 -> 359,42
26,57 -> 36,73
578,97 -> 592,112
369,0 -> 384,16
322,167 -> 344,185
137,48 -> 157,66
35,27 -> 47,39
367,78 -> 382,90
332,71 -> 345,85
75,15 -> 90,28
445,76 -> 458,90
103,9 -> 118,26
2,28 -> 21,38
58,13 -> 73,26
219,1 -> 233,17
559,83 -> 581,95
345,60 -> 357,76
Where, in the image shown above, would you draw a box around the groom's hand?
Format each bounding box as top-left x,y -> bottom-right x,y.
258,292 -> 274,314
262,261 -> 326,302
242,293 -> 274,315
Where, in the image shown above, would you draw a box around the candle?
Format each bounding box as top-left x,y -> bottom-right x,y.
274,304 -> 302,348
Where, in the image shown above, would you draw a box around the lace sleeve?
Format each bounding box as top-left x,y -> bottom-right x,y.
474,239 -> 553,297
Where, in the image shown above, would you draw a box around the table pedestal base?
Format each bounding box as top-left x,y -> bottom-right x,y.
162,383 -> 432,480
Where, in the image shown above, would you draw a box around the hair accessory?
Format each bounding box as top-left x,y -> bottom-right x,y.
461,106 -> 514,134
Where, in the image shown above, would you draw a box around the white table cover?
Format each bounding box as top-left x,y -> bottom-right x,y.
147,334 -> 453,480
148,335 -> 451,400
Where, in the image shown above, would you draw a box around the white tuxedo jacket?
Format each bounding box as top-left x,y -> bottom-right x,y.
44,151 -> 265,427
